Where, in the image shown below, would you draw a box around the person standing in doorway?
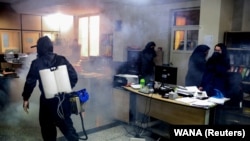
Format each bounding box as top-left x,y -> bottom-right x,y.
22,36 -> 79,141
185,44 -> 210,87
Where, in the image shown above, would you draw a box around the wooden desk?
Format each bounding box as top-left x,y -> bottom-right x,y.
123,86 -> 216,125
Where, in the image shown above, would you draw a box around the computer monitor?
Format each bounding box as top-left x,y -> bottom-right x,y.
154,65 -> 177,85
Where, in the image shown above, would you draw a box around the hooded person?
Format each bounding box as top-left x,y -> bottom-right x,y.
139,41 -> 157,84
199,43 -> 231,97
185,44 -> 210,87
22,36 -> 79,141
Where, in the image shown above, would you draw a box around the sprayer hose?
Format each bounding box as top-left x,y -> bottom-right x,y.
79,113 -> 88,140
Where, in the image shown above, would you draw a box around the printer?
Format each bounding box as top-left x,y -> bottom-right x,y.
113,74 -> 139,87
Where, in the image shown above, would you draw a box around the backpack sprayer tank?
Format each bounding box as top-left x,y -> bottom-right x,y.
39,65 -> 72,98
39,65 -> 89,140
39,65 -> 85,114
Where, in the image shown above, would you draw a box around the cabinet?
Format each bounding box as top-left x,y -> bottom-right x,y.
224,32 -> 250,94
112,88 -> 130,123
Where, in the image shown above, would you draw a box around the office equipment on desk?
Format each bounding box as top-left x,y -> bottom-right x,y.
162,93 -> 169,98
157,85 -> 175,96
113,74 -> 139,87
169,91 -> 178,100
154,65 -> 177,95
154,65 -> 177,85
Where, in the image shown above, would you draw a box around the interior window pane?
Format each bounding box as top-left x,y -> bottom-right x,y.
174,30 -> 185,50
187,30 -> 198,50
89,16 -> 100,56
79,17 -> 89,57
78,15 -> 100,57
174,9 -> 200,26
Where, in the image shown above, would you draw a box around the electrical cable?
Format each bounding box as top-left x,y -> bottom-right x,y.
133,93 -> 153,137
78,113 -> 88,140
140,94 -> 153,135
56,93 -> 65,119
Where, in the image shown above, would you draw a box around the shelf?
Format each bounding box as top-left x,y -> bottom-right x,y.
242,81 -> 250,85
225,32 -> 250,96
229,67 -> 250,82
228,48 -> 250,51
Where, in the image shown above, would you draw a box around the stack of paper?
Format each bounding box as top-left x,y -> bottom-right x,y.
207,97 -> 230,104
175,97 -> 197,103
175,97 -> 215,108
176,87 -> 194,97
185,86 -> 200,93
190,99 -> 215,108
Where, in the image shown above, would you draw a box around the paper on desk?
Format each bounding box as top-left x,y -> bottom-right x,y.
175,97 -> 197,103
176,86 -> 199,95
175,97 -> 215,108
191,99 -> 215,107
207,97 -> 229,104
185,86 -> 200,92
131,84 -> 140,89
185,86 -> 208,98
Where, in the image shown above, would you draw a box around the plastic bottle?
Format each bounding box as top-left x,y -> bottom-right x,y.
147,83 -> 154,93
140,78 -> 145,88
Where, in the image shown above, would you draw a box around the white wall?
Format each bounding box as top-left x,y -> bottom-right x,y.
198,0 -> 234,60
242,0 -> 250,30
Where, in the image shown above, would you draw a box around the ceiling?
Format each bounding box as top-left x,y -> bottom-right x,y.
0,0 -> 195,15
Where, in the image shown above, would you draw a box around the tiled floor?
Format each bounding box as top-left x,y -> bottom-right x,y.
58,121 -> 166,141
80,123 -> 159,141
0,102 -> 166,141
0,100 -> 167,141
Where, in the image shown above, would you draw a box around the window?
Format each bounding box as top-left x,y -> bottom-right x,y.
78,15 -> 100,57
171,8 -> 200,51
0,30 -> 21,53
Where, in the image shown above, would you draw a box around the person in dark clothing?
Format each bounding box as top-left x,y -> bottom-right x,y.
70,38 -> 81,63
199,43 -> 231,97
185,44 -> 210,87
139,41 -> 157,84
22,36 -> 79,141
0,78 -> 10,111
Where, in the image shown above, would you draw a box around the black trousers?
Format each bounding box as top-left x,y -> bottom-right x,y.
39,94 -> 79,141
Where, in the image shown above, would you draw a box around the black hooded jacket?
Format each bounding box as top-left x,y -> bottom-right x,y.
139,41 -> 156,78
185,44 -> 210,86
200,43 -> 230,96
22,36 -> 78,101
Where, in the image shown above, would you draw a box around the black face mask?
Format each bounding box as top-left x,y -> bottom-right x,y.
212,52 -> 222,59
